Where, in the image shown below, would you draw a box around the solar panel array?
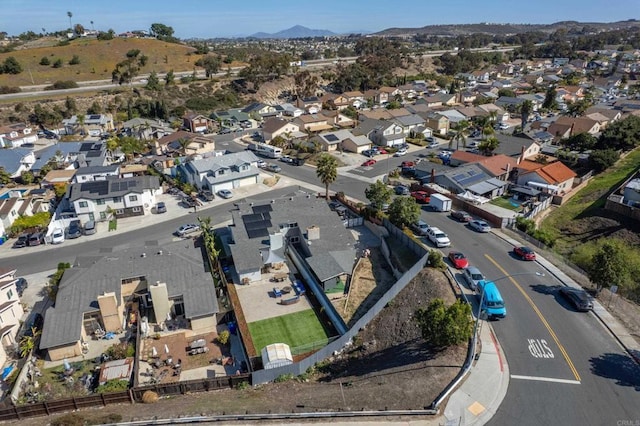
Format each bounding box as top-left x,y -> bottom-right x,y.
80,181 -> 109,196
89,115 -> 101,120
111,180 -> 139,192
324,134 -> 339,142
242,210 -> 272,239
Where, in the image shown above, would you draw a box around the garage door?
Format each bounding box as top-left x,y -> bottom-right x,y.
236,176 -> 258,188
213,181 -> 233,192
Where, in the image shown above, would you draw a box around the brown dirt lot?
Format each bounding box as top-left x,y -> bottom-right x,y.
12,268 -> 464,426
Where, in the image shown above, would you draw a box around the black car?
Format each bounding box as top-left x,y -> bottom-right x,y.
16,277 -> 28,296
559,287 -> 594,312
182,197 -> 198,208
12,233 -> 30,249
67,220 -> 82,239
22,313 -> 44,338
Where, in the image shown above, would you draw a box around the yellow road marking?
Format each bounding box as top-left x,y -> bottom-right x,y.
485,254 -> 581,382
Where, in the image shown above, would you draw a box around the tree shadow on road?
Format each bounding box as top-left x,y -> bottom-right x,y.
589,352 -> 640,391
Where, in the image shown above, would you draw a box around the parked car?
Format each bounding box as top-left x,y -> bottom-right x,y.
361,159 -> 377,167
426,137 -> 435,143
513,246 -> 536,261
428,141 -> 439,148
411,220 -> 430,236
410,191 -> 430,204
182,197 -> 198,208
377,148 -> 388,155
497,123 -> 510,130
448,251 -> 469,269
51,228 -> 65,244
175,224 -> 199,237
256,160 -> 267,169
83,220 -> 97,235
395,185 -> 410,195
463,266 -> 485,291
28,232 -> 44,246
156,202 -> 167,214
280,156 -> 294,164
451,210 -> 473,223
217,189 -> 233,199
469,220 -> 491,233
362,149 -> 378,157
16,277 -> 28,296
426,227 -> 451,248
559,287 -> 594,312
401,161 -> 415,168
199,191 -> 215,201
12,233 -> 30,249
266,163 -> 282,173
22,313 -> 44,339
67,221 -> 82,239
394,148 -> 407,156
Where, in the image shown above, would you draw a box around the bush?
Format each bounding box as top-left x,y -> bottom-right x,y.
87,414 -> 123,425
105,342 -> 135,360
44,80 -> 79,90
0,86 -> 20,94
52,413 -> 85,426
69,55 -> 81,65
52,58 -> 63,68
142,390 -> 159,403
95,379 -> 129,394
415,299 -> 473,347
39,56 -> 50,66
427,250 -> 446,270
217,330 -> 230,345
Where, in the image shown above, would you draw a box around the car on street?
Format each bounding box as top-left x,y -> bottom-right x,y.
463,266 -> 485,291
559,287 -> 594,312
451,210 -> 473,222
256,160 -> 266,169
410,191 -> 430,204
51,228 -> 65,244
497,123 -> 510,130
361,159 -> 377,167
156,202 -> 167,213
83,220 -> 97,235
175,224 -> 200,237
395,185 -> 410,195
362,149 -> 378,157
411,220 -> 430,236
394,148 -> 407,156
12,233 -> 30,249
217,189 -> 233,199
448,251 -> 469,269
67,220 -> 82,239
28,231 -> 44,246
280,156 -> 294,164
469,220 -> 491,233
401,161 -> 415,168
265,163 -> 282,173
426,227 -> 451,248
513,246 -> 536,261
428,141 -> 439,148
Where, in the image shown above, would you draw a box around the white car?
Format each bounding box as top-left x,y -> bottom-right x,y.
175,224 -> 199,237
51,229 -> 65,244
497,123 -> 510,130
463,266 -> 485,291
426,227 -> 451,248
428,141 -> 439,148
256,160 -> 266,169
469,220 -> 491,233
394,148 -> 407,157
217,189 -> 233,199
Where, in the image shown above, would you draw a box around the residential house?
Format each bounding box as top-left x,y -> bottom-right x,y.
262,118 -> 302,142
522,74 -> 544,85
295,96 -> 323,114
182,113 -> 210,133
393,114 -> 426,135
459,91 -> 477,104
39,240 -> 219,361
41,169 -> 77,188
547,116 -> 600,141
438,109 -> 467,125
273,103 -> 303,118
210,109 -> 252,129
73,165 -> 120,183
426,163 -> 503,197
66,175 -> 161,224
324,93 -> 350,110
476,104 -> 510,122
377,86 -> 402,104
421,95 -> 444,108
62,114 -> 114,137
322,110 -> 355,128
242,102 -> 277,118
121,118 -> 172,141
515,160 -> 577,195
585,107 -> 622,124
477,154 -> 518,181
342,91 -> 365,108
294,113 -> 333,133
423,112 -> 450,136
495,96 -> 527,112
179,151 -> 260,192
355,119 -> 405,147
623,178 -> 640,206
0,123 -> 38,148
341,134 -> 372,154
0,267 -> 24,368
0,148 -> 36,178
154,131 -> 216,156
471,70 -> 491,84
359,109 -> 395,121
493,134 -> 542,159
448,150 -> 486,167
228,195 -> 356,292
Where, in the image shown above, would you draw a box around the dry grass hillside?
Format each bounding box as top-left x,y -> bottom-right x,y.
0,38 -> 204,87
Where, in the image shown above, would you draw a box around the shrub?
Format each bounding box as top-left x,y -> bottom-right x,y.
0,86 -> 20,94
52,58 -> 63,68
69,55 -> 81,65
427,250 -> 446,270
236,381 -> 249,390
95,379 -> 129,394
274,373 -> 295,383
142,390 -> 159,403
415,299 -> 473,347
44,80 -> 79,90
217,330 -> 230,345
39,56 -> 50,66
105,342 -> 134,360
52,413 -> 85,426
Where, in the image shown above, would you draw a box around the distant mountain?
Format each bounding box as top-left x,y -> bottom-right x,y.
374,20 -> 640,37
250,25 -> 336,39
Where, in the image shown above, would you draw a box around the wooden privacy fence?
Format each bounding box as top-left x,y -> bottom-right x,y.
0,374 -> 251,422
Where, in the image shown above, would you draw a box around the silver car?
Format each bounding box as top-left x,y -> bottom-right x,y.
469,220 -> 491,233
463,266 -> 485,291
175,224 -> 199,237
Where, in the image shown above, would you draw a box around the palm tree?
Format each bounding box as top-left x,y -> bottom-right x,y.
177,138 -> 192,156
76,113 -> 86,137
316,153 -> 338,199
67,11 -> 73,30
450,120 -> 469,150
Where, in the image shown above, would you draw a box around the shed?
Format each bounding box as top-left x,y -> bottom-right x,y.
261,343 -> 293,370
98,357 -> 135,385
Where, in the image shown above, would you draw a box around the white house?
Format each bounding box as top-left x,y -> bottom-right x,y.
0,267 -> 25,368
0,124 -> 38,148
180,151 -> 260,192
72,165 -> 120,183
0,148 -> 36,178
66,176 -> 161,224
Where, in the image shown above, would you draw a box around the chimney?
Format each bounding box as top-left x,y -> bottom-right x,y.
307,225 -> 320,241
141,253 -> 146,258
519,146 -> 525,164
431,168 -> 436,184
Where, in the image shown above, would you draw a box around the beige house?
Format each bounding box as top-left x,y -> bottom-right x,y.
0,267 -> 24,368
39,240 -> 220,361
424,112 -> 450,135
294,114 -> 333,133
262,118 -> 302,142
342,135 -> 373,153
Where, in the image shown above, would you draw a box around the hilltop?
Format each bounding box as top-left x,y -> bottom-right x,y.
250,25 -> 336,39
0,37 -> 201,87
375,19 -> 640,36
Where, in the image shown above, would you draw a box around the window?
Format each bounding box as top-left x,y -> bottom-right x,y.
289,236 -> 300,243
129,195 -> 138,202
115,209 -> 124,215
113,197 -> 122,203
6,289 -> 13,300
100,212 -> 107,220
79,201 -> 88,208
97,199 -> 105,205
132,207 -> 141,212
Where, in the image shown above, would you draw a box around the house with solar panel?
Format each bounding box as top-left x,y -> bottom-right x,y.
62,114 -> 115,137
66,175 -> 161,224
228,194 -> 357,292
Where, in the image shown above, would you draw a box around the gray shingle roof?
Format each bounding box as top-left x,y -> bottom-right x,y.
67,175 -> 160,202
188,151 -> 259,174
40,239 -> 218,349
0,148 -> 31,175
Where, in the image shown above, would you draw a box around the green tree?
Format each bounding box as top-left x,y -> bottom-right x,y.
0,168 -> 11,184
69,54 -> 80,65
387,196 -> 420,228
478,136 -> 499,155
597,115 -> 640,151
19,328 -> 41,358
165,69 -> 175,86
519,100 -> 533,130
196,55 -> 221,79
20,171 -> 34,185
150,23 -> 176,42
588,149 -> 619,173
73,24 -> 85,36
562,132 -> 597,151
52,58 -> 63,68
146,71 -> 161,90
589,241 -> 629,295
112,50 -> 147,85
39,56 -> 50,66
415,299 -> 473,347
316,153 -> 338,199
450,120 -> 469,150
365,180 -> 393,212
2,56 -> 22,74
542,86 -> 558,110
67,11 -> 73,30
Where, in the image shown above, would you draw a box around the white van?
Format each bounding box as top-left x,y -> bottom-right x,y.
51,228 -> 65,244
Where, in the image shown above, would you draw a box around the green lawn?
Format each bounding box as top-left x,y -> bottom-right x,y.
248,309 -> 330,355
490,196 -> 522,211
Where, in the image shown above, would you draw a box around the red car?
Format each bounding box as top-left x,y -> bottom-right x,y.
513,246 -> 536,261
448,251 -> 469,269
361,159 -> 377,167
401,161 -> 415,168
410,191 -> 430,203
378,148 -> 388,154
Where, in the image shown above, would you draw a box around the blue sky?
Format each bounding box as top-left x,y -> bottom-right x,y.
2,0 -> 639,38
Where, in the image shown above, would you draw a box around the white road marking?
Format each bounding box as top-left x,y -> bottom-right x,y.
510,375 -> 580,385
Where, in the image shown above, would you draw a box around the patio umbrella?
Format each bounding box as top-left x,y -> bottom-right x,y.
164,344 -> 170,354
63,359 -> 71,371
151,347 -> 158,357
